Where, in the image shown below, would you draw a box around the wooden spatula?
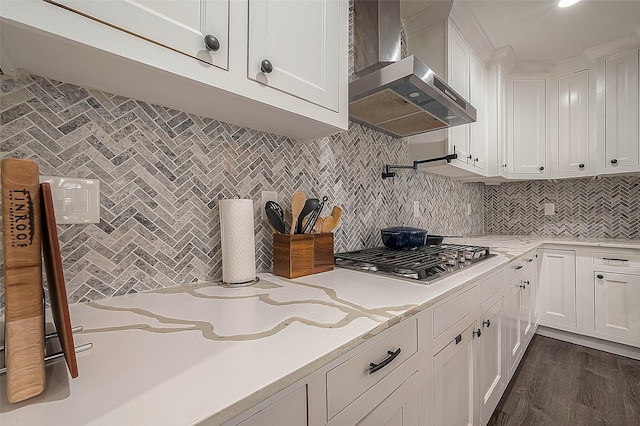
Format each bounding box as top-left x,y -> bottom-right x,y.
314,216 -> 324,234
290,191 -> 306,235
322,216 -> 335,233
330,206 -> 343,229
1,158 -> 46,403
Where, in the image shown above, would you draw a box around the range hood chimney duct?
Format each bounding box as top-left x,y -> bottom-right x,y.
349,0 -> 476,138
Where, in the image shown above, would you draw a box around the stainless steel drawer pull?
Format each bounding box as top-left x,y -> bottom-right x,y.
603,257 -> 629,262
369,348 -> 401,374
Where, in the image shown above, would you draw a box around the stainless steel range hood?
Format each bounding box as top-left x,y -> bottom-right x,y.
349,0 -> 476,138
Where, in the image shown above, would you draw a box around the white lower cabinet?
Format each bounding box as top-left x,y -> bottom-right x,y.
537,249 -> 577,327
236,385 -> 307,426
478,293 -> 505,425
432,321 -> 478,426
594,271 -> 640,342
506,260 -> 537,379
353,373 -> 419,426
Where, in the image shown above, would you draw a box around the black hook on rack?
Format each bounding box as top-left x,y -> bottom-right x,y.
382,150 -> 458,179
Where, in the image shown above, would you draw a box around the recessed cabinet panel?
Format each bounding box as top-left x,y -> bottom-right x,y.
448,25 -> 471,164
558,70 -> 590,173
511,79 -> 547,174
52,0 -> 230,69
433,322 -> 476,426
594,272 -> 640,341
538,249 -> 577,327
605,50 -> 639,169
479,297 -> 504,424
237,385 -> 307,426
470,52 -> 487,171
248,0 -> 340,112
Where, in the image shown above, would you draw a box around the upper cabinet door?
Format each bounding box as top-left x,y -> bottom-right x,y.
469,52 -> 487,171
605,50 -> 639,169
511,78 -> 547,175
247,0 -> 340,112
558,70 -> 590,174
51,0 -> 230,70
448,25 -> 471,163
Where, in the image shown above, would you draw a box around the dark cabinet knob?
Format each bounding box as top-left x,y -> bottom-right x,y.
261,59 -> 273,73
579,163 -> 585,168
523,280 -> 530,286
597,274 -> 604,279
539,166 -> 545,171
611,159 -> 618,164
474,157 -> 479,162
473,328 -> 482,338
482,319 -> 491,328
468,154 -> 473,160
519,283 -> 526,289
204,34 -> 220,52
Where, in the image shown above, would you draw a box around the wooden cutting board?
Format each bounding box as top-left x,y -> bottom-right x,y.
1,158 -> 46,403
41,183 -> 78,378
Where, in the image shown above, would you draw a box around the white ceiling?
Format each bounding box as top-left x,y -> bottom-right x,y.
402,0 -> 640,63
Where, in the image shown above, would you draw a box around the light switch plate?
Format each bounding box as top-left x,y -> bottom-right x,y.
40,176 -> 100,224
413,200 -> 420,218
544,203 -> 555,216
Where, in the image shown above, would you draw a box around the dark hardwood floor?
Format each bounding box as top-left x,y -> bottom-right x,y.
487,335 -> 640,426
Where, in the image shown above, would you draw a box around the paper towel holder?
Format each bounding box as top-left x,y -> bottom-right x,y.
218,277 -> 260,287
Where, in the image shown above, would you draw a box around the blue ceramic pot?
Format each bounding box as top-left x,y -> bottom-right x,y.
381,226 -> 427,250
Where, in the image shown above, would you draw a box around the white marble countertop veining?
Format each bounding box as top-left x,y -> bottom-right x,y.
1,235 -> 638,425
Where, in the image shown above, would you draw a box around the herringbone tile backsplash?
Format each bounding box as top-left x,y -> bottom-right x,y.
0,73 -> 484,307
484,176 -> 640,238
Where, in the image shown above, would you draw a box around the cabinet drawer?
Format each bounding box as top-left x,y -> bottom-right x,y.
593,251 -> 640,268
433,287 -> 477,338
326,319 -> 418,420
506,254 -> 535,282
478,271 -> 505,305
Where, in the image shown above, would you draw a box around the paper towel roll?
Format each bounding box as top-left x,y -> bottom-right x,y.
220,198 -> 256,284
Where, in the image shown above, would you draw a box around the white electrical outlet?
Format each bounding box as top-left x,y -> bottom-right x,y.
40,176 -> 100,224
413,200 -> 420,218
544,203 -> 555,216
261,191 -> 278,220
467,203 -> 472,216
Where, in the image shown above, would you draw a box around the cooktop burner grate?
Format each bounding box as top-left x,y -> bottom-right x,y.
334,244 -> 493,282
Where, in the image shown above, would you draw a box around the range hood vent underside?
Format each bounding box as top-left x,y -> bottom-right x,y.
349,89 -> 448,136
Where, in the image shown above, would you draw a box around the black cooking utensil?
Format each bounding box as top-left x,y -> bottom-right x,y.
296,198 -> 319,233
265,202 -> 286,234
303,196 -> 328,233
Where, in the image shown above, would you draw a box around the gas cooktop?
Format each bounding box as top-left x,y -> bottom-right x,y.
334,244 -> 495,283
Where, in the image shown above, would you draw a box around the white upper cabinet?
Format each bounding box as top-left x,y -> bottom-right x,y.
248,0 -> 340,112
448,25 -> 471,165
469,52 -> 488,172
604,49 -> 639,169
557,70 -> 591,174
50,0 -> 230,70
0,0 -> 348,141
510,78 -> 547,175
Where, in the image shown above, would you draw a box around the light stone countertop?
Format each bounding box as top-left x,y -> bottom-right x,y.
1,235 -> 638,425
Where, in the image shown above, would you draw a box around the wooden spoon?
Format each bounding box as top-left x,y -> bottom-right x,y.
330,206 -> 343,229
314,216 -> 324,233
322,216 -> 335,233
290,191 -> 306,235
